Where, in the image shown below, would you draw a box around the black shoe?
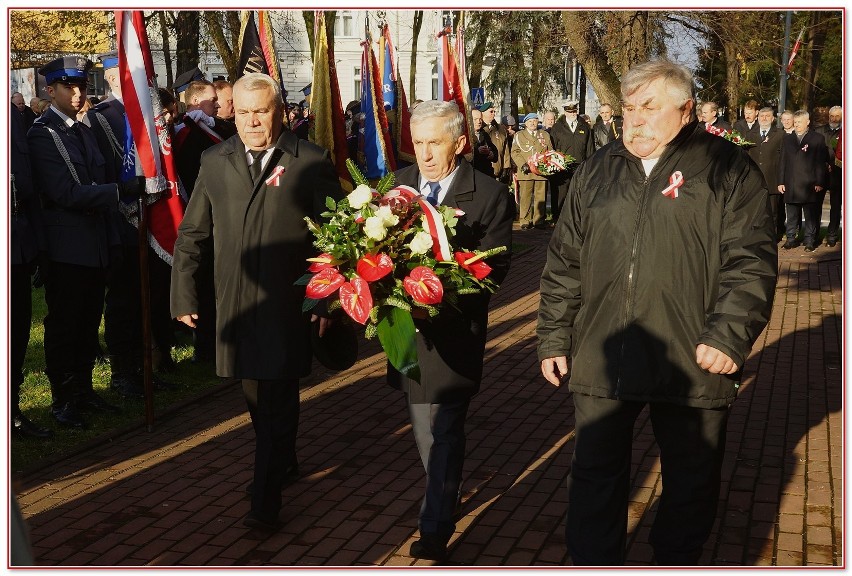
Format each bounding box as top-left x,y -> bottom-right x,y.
77,390 -> 121,413
533,223 -> 548,230
804,243 -> 816,252
110,375 -> 145,398
51,402 -> 88,429
245,465 -> 300,497
520,223 -> 533,230
782,239 -> 800,250
826,238 -> 837,247
12,413 -> 54,439
243,512 -> 281,531
410,534 -> 448,561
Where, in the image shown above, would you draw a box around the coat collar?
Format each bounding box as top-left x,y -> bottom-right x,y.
220,129 -> 297,193
397,159 -> 477,207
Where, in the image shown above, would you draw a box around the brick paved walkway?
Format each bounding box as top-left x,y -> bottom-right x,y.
13,225 -> 843,567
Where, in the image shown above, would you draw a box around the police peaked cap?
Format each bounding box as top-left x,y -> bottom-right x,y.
39,55 -> 92,85
98,51 -> 119,70
174,67 -> 205,94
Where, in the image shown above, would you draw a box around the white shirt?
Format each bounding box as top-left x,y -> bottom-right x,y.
244,146 -> 273,173
418,161 -> 461,205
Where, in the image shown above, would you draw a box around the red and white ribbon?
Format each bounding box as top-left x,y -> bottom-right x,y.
661,171 -> 684,199
265,165 -> 285,187
384,185 -> 452,261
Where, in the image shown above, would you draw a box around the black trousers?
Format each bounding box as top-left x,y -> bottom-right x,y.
566,393 -> 729,566
11,264 -> 33,411
407,396 -> 470,543
785,202 -> 820,244
241,378 -> 300,522
44,262 -> 107,403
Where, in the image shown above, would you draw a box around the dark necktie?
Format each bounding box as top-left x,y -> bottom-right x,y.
761,130 -> 767,139
249,149 -> 265,183
426,181 -> 441,206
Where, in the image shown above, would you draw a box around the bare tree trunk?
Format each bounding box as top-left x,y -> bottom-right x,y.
803,12 -> 827,109
157,11 -> 174,88
561,11 -> 622,113
410,10 -> 423,101
723,41 -> 740,122
466,12 -> 491,89
203,12 -> 238,80
174,11 -> 200,76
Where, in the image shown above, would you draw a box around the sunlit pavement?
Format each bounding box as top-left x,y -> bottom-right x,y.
14,219 -> 842,567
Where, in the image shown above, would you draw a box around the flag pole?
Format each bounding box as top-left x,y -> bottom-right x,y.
778,11 -> 792,127
138,197 -> 155,431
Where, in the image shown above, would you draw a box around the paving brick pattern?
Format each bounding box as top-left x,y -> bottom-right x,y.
14,224 -> 843,567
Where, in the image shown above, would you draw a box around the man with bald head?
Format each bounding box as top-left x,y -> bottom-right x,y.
11,91 -> 36,128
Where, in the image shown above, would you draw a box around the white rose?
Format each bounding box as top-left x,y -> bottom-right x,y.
364,216 -> 387,241
347,184 -> 374,209
376,205 -> 399,227
409,231 -> 434,255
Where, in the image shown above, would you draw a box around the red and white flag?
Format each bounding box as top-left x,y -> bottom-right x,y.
786,27 -> 805,74
116,9 -> 185,263
437,27 -> 472,155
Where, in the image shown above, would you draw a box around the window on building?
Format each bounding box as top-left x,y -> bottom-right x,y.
431,62 -> 438,100
335,11 -> 354,37
354,66 -> 361,100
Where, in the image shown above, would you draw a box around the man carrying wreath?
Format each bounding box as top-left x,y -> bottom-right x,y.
390,100 -> 514,561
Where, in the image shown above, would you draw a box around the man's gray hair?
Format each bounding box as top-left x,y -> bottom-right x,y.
410,100 -> 465,140
793,109 -> 810,120
621,59 -> 695,109
233,73 -> 283,107
829,105 -> 842,114
758,107 -> 775,116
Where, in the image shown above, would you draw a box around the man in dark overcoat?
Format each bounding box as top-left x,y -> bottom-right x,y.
777,110 -> 828,251
389,100 -> 514,561
748,107 -> 785,238
549,101 -> 595,216
27,56 -> 145,429
171,72 -> 342,530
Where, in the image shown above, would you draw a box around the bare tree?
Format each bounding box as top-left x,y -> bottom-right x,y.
201,11 -> 242,80
174,11 -> 200,75
409,10 -> 424,101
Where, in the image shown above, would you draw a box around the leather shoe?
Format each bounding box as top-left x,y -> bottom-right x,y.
51,402 -> 88,429
410,534 -> 448,561
520,223 -> 533,230
12,413 -> 54,439
110,375 -> 144,398
804,243 -> 816,252
826,238 -> 837,247
77,390 -> 121,413
243,513 -> 281,531
782,239 -> 800,250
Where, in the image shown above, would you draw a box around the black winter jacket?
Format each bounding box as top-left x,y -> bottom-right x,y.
537,121 -> 778,408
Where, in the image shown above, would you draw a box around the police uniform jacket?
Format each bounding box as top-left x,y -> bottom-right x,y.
27,107 -> 120,268
549,116 -> 595,164
387,160 -> 514,403
11,103 -> 45,266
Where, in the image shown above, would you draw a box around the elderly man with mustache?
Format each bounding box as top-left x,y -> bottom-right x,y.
537,60 -> 777,566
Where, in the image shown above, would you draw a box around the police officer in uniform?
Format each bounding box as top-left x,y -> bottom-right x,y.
27,56 -> 145,428
88,52 -> 175,395
11,98 -> 53,439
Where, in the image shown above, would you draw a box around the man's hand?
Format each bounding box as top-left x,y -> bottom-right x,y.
815,185 -> 823,193
541,356 -> 569,387
777,184 -> 785,194
177,313 -> 198,328
695,344 -> 738,374
311,314 -> 331,337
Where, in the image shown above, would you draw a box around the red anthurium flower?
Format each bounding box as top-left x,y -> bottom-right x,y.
305,268 -> 345,299
356,253 -> 394,282
403,266 -> 444,305
454,251 -> 492,280
307,253 -> 340,273
339,276 -> 373,324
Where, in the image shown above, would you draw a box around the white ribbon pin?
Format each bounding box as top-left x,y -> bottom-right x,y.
661,171 -> 684,199
265,165 -> 286,187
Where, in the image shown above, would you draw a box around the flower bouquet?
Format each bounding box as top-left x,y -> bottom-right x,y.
527,149 -> 574,176
298,159 -> 507,382
705,124 -> 754,147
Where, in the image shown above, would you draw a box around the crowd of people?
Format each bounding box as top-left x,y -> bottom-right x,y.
8,52 -> 841,566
